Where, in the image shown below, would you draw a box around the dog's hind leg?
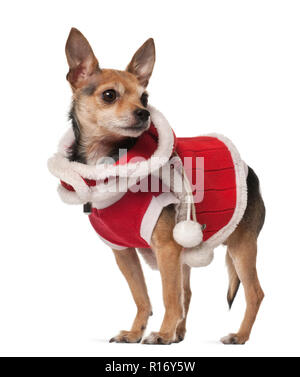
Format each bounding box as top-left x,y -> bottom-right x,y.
175,264 -> 191,343
221,234 -> 264,345
226,250 -> 240,309
110,248 -> 152,343
221,167 -> 265,345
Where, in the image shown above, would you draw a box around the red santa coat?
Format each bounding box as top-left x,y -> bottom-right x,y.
49,106 -> 248,267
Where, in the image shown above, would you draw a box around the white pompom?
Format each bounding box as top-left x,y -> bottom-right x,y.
173,220 -> 203,248
183,247 -> 214,267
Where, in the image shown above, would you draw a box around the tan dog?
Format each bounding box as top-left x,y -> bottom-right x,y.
64,28 -> 265,345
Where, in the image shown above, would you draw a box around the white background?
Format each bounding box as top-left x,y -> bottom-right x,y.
0,0 -> 299,357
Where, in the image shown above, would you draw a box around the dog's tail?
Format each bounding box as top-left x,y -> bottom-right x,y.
226,251 -> 240,309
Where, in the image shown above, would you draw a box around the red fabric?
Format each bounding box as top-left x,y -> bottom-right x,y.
116,123 -> 158,165
59,126 -> 237,247
176,136 -> 236,241
61,180 -> 75,192
60,177 -> 96,191
116,122 -> 176,165
89,177 -> 163,248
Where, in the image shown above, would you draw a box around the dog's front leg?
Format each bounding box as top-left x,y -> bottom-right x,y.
143,207 -> 184,345
110,248 -> 152,343
175,264 -> 191,342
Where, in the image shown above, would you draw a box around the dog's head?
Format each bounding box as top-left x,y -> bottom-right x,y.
65,28 -> 155,161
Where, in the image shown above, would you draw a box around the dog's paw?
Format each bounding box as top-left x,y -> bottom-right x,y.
174,331 -> 186,343
174,334 -> 184,343
142,332 -> 174,345
220,333 -> 248,345
109,330 -> 142,344
174,324 -> 186,343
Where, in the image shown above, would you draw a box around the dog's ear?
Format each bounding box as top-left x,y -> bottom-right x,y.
65,28 -> 100,88
126,38 -> 155,87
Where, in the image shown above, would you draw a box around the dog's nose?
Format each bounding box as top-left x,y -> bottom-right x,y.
134,108 -> 150,122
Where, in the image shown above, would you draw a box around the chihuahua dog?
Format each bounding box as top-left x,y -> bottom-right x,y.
64,28 -> 265,345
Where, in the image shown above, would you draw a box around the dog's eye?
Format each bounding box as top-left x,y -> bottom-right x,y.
102,89 -> 117,103
141,93 -> 148,107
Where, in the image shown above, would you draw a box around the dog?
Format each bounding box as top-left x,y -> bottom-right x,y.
62,28 -> 265,345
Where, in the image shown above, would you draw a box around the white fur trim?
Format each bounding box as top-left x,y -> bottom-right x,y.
98,235 -> 128,251
243,161 -> 248,177
48,105 -> 175,206
91,192 -> 126,209
182,133 -> 248,267
140,192 -> 179,245
48,154 -> 91,203
57,185 -> 86,204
